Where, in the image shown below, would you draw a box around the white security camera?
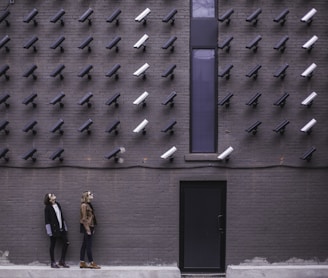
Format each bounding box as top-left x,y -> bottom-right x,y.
301,8 -> 317,23
302,35 -> 318,49
133,91 -> 149,106
301,92 -> 317,107
133,119 -> 149,133
300,118 -> 317,133
160,146 -> 177,160
218,146 -> 234,161
134,34 -> 149,49
301,63 -> 317,78
133,63 -> 150,77
135,8 -> 151,23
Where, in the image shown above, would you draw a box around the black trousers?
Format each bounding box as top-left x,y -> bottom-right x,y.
49,231 -> 69,263
80,226 -> 94,263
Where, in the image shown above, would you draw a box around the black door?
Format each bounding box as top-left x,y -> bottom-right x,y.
180,181 -> 226,273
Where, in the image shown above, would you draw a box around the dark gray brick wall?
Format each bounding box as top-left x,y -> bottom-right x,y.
0,0 -> 327,271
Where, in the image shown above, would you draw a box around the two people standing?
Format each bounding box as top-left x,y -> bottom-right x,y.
44,191 -> 100,269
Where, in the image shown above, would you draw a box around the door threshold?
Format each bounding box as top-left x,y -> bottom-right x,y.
181,273 -> 226,277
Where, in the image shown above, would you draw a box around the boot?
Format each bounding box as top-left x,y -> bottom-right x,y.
58,261 -> 70,268
80,261 -> 88,268
51,262 -> 59,268
89,261 -> 101,269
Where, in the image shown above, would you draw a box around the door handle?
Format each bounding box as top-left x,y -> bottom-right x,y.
218,215 -> 224,232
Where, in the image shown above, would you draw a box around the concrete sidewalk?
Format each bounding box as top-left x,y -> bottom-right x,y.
0,265 -> 181,278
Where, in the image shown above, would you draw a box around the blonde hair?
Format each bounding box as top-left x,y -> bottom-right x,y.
81,191 -> 90,203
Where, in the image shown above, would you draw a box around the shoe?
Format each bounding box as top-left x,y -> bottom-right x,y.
58,261 -> 70,268
89,261 -> 101,269
51,262 -> 60,268
80,261 -> 88,269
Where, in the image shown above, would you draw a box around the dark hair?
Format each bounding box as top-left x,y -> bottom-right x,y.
44,193 -> 51,206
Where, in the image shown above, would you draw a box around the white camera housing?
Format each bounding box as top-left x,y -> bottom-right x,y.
301,92 -> 317,106
218,146 -> 234,160
133,91 -> 149,105
301,63 -> 317,78
134,34 -> 149,49
160,146 -> 177,160
133,119 -> 149,133
301,8 -> 317,23
300,118 -> 317,133
135,8 -> 151,22
133,63 -> 150,77
302,35 -> 318,49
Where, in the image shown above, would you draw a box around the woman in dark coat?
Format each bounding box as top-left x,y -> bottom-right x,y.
44,193 -> 70,268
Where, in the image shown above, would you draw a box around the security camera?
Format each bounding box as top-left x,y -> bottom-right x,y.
50,8 -> 65,25
218,8 -> 234,24
218,64 -> 233,79
78,65 -> 93,79
273,8 -> 289,25
0,35 -> 10,52
78,92 -> 93,107
106,64 -> 121,79
50,119 -> 64,134
134,34 -> 149,51
50,36 -> 65,52
301,63 -> 317,78
218,92 -> 233,107
133,119 -> 149,134
218,146 -> 234,161
301,8 -> 317,24
78,119 -> 93,134
161,119 -> 177,134
22,120 -> 38,134
300,118 -> 316,134
162,91 -> 177,107
133,91 -> 149,106
246,35 -> 262,52
162,36 -> 177,52
133,63 -> 150,78
105,120 -> 120,134
106,92 -> 121,107
273,92 -> 289,108
105,147 -> 125,163
107,8 -> 121,25
106,36 -> 121,52
218,36 -> 233,52
0,119 -> 9,134
0,10 -> 10,26
162,64 -> 176,79
245,121 -> 262,135
23,8 -> 38,25
274,35 -> 289,52
22,148 -> 37,161
50,64 -> 65,79
300,146 -> 316,161
301,92 -> 317,107
302,35 -> 318,51
246,8 -> 262,25
23,35 -> 38,52
135,8 -> 151,24
78,36 -> 93,52
0,93 -> 10,107
246,93 -> 261,108
79,8 -> 93,25
273,120 -> 289,134
50,92 -> 65,107
0,147 -> 9,161
274,64 -> 289,79
49,148 -> 64,161
162,9 -> 177,24
0,64 -> 9,80
160,146 -> 177,160
246,64 -> 261,79
22,93 -> 37,107
23,64 -> 38,79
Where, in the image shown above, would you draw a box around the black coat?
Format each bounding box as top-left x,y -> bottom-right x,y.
44,202 -> 67,237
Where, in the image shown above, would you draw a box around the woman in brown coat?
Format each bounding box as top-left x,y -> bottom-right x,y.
79,191 -> 100,269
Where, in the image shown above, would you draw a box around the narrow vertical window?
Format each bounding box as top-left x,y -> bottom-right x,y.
191,49 -> 216,153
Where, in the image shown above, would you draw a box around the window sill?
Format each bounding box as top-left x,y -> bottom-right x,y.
185,153 -> 218,161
